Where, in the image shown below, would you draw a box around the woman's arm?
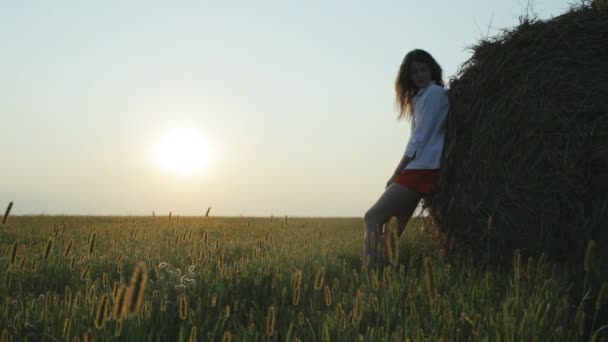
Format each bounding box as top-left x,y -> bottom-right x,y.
393,154 -> 413,177
404,86 -> 448,159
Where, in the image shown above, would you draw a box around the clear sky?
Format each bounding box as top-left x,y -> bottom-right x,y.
1,0 -> 573,217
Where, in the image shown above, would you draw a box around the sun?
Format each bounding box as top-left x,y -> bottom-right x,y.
149,125 -> 213,176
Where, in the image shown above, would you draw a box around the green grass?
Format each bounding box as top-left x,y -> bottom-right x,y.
0,216 -> 606,341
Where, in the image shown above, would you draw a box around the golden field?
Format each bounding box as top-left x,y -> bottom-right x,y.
0,216 -> 605,341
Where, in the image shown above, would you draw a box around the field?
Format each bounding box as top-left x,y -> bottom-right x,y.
0,216 -> 605,341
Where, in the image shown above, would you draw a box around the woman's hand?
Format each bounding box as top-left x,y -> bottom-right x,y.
386,175 -> 396,189
388,155 -> 413,189
387,154 -> 412,189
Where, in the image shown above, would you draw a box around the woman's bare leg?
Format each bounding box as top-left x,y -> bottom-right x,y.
363,183 -> 422,264
394,186 -> 422,237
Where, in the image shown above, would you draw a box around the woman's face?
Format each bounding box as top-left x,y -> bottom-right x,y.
410,61 -> 431,89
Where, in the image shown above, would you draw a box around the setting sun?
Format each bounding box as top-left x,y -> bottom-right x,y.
149,125 -> 213,176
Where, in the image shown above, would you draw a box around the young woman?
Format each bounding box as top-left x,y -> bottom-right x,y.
363,49 -> 449,264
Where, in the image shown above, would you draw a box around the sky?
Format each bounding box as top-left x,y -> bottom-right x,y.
1,0 -> 574,217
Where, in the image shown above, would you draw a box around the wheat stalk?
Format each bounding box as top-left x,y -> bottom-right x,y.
2,202 -> 13,225
584,240 -> 596,273
9,241 -> 18,268
423,257 -> 436,307
88,232 -> 97,258
43,237 -> 54,262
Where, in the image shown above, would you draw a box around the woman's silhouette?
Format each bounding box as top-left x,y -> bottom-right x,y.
363,49 -> 449,265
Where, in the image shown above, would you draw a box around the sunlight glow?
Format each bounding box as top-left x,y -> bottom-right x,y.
149,125 -> 213,177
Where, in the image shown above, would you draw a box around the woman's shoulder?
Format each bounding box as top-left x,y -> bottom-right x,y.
426,84 -> 447,97
418,84 -> 448,105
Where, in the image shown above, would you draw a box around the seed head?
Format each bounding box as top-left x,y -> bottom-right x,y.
584,240 -> 596,273
2,201 -> 13,225
126,261 -> 148,317
188,326 -> 198,342
94,294 -> 110,329
596,282 -> 607,311
314,266 -> 325,290
178,293 -> 188,320
353,290 -> 364,324
62,318 -> 71,337
112,284 -> 128,321
423,257 -> 436,305
266,305 -> 276,336
324,285 -> 332,307
80,265 -> 92,281
114,319 -> 123,337
292,288 -> 301,306
64,239 -> 74,258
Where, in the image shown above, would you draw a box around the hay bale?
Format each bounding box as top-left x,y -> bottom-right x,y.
426,3 -> 608,265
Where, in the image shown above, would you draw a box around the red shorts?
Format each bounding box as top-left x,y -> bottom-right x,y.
393,169 -> 440,194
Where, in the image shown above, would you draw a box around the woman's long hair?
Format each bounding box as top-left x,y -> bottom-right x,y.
395,49 -> 444,121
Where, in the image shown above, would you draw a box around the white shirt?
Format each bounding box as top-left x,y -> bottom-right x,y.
403,80 -> 449,170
